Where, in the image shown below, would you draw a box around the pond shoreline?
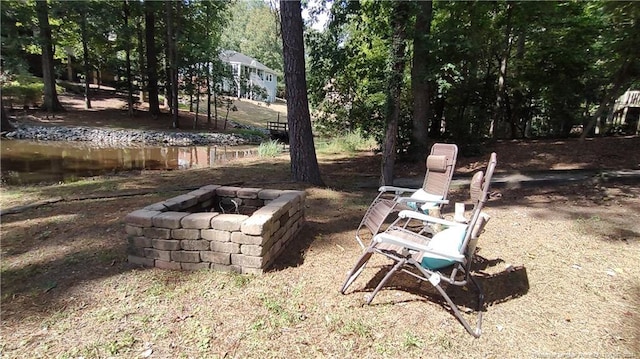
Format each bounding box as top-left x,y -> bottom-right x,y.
2,121 -> 265,148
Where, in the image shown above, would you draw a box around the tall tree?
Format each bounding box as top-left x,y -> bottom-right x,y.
79,9 -> 92,109
491,1 -> 514,138
280,0 -> 324,186
35,0 -> 64,112
410,0 -> 433,161
381,1 -> 411,185
57,0 -> 94,109
123,0 -> 134,116
1,103 -> 14,132
165,0 -> 179,128
144,0 -> 160,118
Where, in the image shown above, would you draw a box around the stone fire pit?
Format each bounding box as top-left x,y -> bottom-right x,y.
124,185 -> 306,274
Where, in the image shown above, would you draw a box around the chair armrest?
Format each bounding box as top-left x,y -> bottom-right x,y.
398,210 -> 467,228
378,186 -> 418,195
374,233 -> 465,262
395,197 -> 449,205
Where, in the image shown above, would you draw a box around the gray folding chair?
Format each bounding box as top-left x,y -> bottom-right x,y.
342,152 -> 497,337
355,143 -> 458,248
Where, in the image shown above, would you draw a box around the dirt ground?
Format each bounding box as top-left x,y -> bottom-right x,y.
1,95 -> 639,358
11,91 -> 286,133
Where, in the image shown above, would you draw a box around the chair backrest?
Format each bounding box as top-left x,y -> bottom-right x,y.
422,143 -> 458,205
461,152 -> 497,264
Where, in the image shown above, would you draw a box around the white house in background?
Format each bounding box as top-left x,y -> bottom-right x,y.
219,50 -> 278,103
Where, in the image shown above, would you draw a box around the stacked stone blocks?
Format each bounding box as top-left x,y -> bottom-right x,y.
125,185 -> 306,274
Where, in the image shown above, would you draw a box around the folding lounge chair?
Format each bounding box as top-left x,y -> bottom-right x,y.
341,152 -> 497,338
355,143 -> 458,248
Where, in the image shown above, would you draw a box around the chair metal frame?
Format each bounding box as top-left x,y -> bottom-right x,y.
342,153 -> 497,338
355,143 -> 459,248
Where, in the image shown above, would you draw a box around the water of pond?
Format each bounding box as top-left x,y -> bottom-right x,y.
0,140 -> 260,185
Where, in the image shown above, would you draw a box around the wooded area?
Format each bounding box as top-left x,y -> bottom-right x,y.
1,0 -> 640,182
1,0 -> 276,128
306,1 -> 640,158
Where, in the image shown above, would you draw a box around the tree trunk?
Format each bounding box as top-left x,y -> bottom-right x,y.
410,0 -> 433,162
381,2 -> 410,186
205,8 -> 212,127
430,95 -> 445,137
188,65 -> 194,113
172,1 -> 180,128
80,11 -> 92,109
194,64 -> 201,130
214,90 -> 219,129
194,91 -> 200,130
35,0 -> 65,112
491,1 -> 514,139
166,0 -> 179,128
207,64 -> 212,126
508,27 -> 527,138
123,0 -> 134,116
280,0 -> 324,186
163,8 -> 172,113
137,14 -> 145,107
1,102 -> 14,132
145,0 -> 160,118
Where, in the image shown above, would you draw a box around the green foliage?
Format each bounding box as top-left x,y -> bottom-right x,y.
307,1 -> 393,144
402,332 -> 424,349
1,1 -> 39,73
257,139 -> 283,158
1,0 -> 636,147
232,128 -> 268,141
0,74 -> 48,108
221,1 -> 283,78
316,130 -> 377,155
308,0 -> 639,147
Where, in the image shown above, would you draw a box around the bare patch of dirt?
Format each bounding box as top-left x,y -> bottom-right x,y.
394,136 -> 640,177
11,92 -> 245,133
1,96 -> 639,358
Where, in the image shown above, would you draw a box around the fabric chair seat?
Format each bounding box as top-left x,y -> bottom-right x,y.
419,226 -> 466,269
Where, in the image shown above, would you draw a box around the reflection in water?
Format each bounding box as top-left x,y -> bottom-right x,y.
1,140 -> 259,185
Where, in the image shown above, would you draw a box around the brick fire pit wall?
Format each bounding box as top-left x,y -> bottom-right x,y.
124,185 -> 306,275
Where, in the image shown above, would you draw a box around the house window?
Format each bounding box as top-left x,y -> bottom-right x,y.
232,64 -> 239,75
266,74 -> 272,82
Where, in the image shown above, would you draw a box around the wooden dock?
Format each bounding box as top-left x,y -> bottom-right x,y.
266,121 -> 289,143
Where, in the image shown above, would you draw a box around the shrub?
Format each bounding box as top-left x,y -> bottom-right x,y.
1,74 -> 63,109
2,82 -> 43,108
317,130 -> 377,155
258,139 -> 283,158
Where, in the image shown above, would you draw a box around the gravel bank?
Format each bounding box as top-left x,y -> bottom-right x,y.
2,122 -> 266,147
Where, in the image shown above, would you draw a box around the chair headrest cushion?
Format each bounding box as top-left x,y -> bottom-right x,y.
470,171 -> 484,201
426,155 -> 448,172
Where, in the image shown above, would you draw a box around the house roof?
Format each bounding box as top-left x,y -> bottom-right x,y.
219,50 -> 276,74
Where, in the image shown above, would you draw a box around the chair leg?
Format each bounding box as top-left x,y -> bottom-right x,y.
469,275 -> 485,333
432,280 -> 484,338
365,258 -> 406,305
340,251 -> 373,294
